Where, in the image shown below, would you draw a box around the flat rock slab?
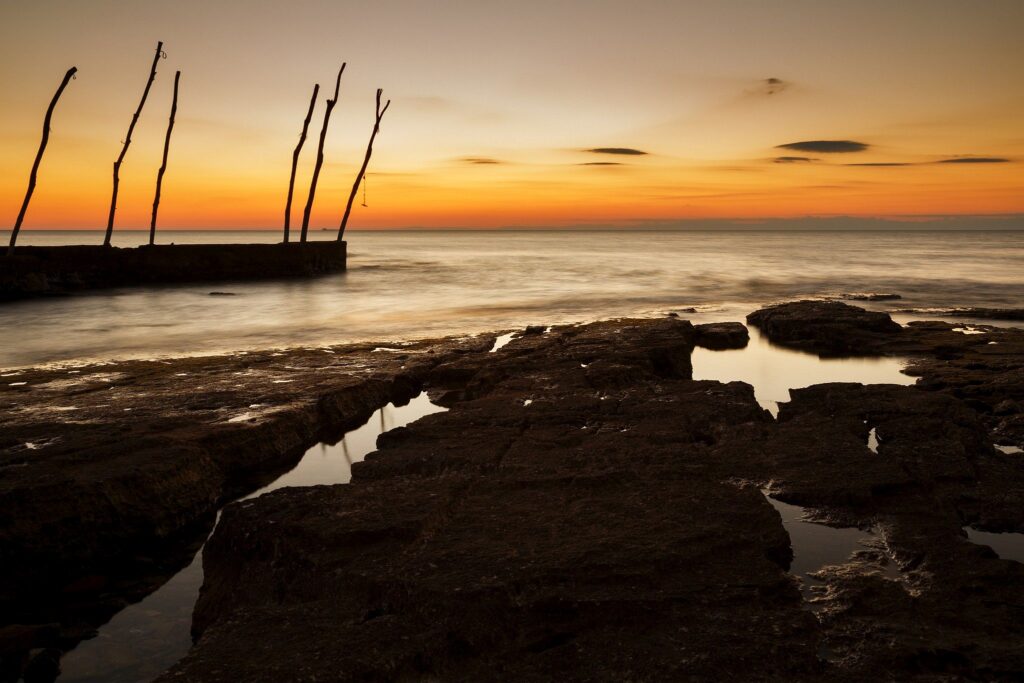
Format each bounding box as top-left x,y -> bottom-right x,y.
170,319 -> 824,681
164,316 -> 1024,681
897,306 -> 1024,321
746,300 -> 903,355
695,321 -> 750,349
0,333 -> 493,633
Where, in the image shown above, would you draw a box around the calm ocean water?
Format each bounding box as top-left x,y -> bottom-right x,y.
2,229 -> 1022,368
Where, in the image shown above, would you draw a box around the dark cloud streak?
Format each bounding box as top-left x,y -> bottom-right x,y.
459,157 -> 502,165
777,140 -> 869,153
585,147 -> 648,156
845,162 -> 913,167
938,157 -> 1009,164
773,156 -> 818,163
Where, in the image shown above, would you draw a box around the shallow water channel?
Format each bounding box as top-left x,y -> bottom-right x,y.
55,326 -> 931,681
57,394 -> 447,683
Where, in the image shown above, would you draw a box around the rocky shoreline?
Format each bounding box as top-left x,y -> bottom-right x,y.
2,301 -> 1023,681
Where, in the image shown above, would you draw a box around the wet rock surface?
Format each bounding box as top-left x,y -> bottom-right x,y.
694,321 -> 750,350
746,300 -> 903,356
3,302 -> 1023,681
0,333 -> 493,674
897,307 -> 1024,321
160,313 -> 1024,682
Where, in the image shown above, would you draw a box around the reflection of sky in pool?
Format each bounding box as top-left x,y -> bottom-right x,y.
693,327 -> 915,416
764,495 -> 899,602
964,527 -> 1024,564
57,393 -> 446,683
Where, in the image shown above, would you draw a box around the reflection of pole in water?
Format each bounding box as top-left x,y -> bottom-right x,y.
379,408 -> 386,433
341,438 -> 352,467
321,443 -> 328,458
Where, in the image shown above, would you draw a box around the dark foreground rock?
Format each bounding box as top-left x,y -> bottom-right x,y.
0,241 -> 346,301
4,305 -> 1023,681
0,332 -> 493,668
160,316 -> 1024,682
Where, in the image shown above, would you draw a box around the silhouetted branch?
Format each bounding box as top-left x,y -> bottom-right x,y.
338,88 -> 390,241
150,70 -> 180,245
284,83 -> 319,243
104,41 -> 164,247
7,66 -> 77,257
300,63 -> 346,242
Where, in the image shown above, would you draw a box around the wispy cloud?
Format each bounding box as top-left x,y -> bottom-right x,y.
938,156 -> 1010,164
844,162 -> 913,167
773,156 -> 818,163
579,162 -> 624,166
731,77 -> 795,105
759,77 -> 790,96
777,140 -> 869,153
844,157 -> 1012,167
459,157 -> 503,165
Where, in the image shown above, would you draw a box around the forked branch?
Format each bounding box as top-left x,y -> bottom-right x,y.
300,63 -> 346,242
105,41 -> 164,246
338,89 -> 390,241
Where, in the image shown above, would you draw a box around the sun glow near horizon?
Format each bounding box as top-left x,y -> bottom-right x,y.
2,0 -> 1023,231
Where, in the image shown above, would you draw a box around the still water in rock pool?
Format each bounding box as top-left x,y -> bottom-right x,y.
56,393 -> 447,683
765,496 -> 900,603
693,327 -> 915,416
964,527 -> 1024,564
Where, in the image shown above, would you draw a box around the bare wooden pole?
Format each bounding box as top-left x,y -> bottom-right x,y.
338,89 -> 390,241
300,63 -> 346,242
104,41 -> 164,247
284,83 -> 319,243
150,70 -> 180,245
7,67 -> 77,257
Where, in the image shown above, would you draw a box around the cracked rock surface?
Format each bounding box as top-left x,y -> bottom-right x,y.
0,333 -> 492,665
160,311 -> 1024,681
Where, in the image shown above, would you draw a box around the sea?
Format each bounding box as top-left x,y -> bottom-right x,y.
2,229 -> 1022,369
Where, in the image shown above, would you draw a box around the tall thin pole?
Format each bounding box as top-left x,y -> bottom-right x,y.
105,41 -> 164,247
284,83 -> 319,243
300,63 -> 345,242
8,67 -> 77,257
338,89 -> 390,241
150,70 -> 180,245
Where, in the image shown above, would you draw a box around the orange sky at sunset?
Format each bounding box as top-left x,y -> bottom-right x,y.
2,0 -> 1023,230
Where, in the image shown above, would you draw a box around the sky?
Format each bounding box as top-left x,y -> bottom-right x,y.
1,0 -> 1023,230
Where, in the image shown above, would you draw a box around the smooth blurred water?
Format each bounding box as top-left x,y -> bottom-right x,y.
2,229 -> 1022,368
